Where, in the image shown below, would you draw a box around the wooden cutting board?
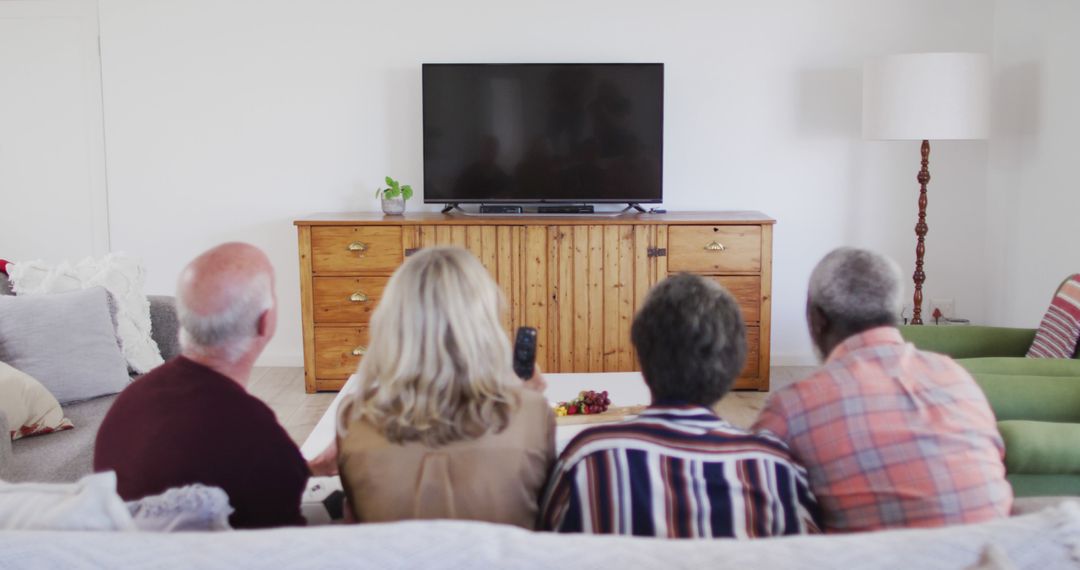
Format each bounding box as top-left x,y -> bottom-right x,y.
555,405 -> 647,426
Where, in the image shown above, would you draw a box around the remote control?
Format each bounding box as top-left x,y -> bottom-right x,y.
513,327 -> 538,380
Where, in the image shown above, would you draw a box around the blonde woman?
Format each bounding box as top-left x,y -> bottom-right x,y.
335,246 -> 555,529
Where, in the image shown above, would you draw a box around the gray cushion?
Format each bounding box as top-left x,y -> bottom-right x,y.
7,395 -> 116,483
0,409 -> 13,480
0,288 -> 130,405
148,296 -> 180,362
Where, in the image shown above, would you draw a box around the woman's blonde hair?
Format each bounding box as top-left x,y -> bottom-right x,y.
337,246 -> 521,447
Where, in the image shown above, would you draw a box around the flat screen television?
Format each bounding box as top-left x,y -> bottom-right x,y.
423,63 -> 664,204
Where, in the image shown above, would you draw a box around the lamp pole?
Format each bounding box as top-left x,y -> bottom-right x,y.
912,139 -> 930,325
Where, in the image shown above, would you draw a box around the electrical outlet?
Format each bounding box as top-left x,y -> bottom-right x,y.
930,298 -> 955,320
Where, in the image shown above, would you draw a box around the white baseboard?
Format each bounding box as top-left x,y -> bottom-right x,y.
255,351 -> 304,368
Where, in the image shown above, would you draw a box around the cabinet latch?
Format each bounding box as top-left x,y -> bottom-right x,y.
647,247 -> 667,258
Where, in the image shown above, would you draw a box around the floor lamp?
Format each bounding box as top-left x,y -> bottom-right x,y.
862,52 -> 990,325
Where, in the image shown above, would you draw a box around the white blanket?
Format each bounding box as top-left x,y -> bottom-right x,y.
0,472 -> 135,531
0,502 -> 1078,569
7,254 -> 163,373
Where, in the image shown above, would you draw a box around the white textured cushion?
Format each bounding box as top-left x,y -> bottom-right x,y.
0,472 -> 135,531
7,254 -> 164,373
127,484 -> 234,532
0,361 -> 73,440
0,287 -> 131,404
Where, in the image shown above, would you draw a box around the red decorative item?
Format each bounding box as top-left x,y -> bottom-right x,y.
0,259 -> 9,275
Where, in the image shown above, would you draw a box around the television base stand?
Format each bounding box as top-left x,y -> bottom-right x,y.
440,203 -> 465,214
623,203 -> 648,213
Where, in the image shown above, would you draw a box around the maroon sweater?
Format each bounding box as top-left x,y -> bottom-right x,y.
95,357 -> 309,528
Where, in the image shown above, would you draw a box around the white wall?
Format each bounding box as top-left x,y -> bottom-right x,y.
986,0 -> 1080,326
93,0 -> 994,366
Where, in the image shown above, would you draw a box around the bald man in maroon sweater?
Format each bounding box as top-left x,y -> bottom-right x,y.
95,243 -> 312,529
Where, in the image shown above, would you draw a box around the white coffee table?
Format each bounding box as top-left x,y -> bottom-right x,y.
299,372 -> 650,524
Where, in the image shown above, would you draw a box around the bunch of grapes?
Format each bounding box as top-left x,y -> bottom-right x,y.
554,390 -> 612,417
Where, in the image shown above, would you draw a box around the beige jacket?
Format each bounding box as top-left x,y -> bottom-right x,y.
337,389 -> 556,529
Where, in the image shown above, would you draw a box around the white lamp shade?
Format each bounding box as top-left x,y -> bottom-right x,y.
862,52 -> 990,140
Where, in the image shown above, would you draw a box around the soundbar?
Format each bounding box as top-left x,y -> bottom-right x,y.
536,205 -> 595,214
479,205 -> 524,214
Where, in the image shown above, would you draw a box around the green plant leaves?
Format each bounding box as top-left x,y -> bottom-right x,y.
377,176 -> 412,201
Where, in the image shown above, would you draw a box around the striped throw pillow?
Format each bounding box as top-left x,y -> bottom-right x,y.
1027,275 -> 1080,358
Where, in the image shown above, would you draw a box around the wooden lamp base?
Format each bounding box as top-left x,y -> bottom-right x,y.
911,139 -> 930,325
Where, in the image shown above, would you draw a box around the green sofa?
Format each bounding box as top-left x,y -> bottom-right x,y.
900,325 -> 1080,497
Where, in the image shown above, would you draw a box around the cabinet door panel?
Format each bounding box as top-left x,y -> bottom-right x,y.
548,225 -> 652,373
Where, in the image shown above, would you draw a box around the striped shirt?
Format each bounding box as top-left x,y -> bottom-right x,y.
753,327 -> 1012,533
538,405 -> 821,538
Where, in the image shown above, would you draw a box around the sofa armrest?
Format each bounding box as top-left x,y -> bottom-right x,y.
0,409 -> 13,481
900,325 -> 1036,359
149,295 -> 181,362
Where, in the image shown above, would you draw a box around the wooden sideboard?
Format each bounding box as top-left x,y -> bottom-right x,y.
295,211 -> 774,393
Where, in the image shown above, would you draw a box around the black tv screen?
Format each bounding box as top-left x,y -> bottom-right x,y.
423,63 -> 664,204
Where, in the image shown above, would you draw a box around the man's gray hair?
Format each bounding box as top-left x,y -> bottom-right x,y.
808,247 -> 903,327
177,273 -> 273,362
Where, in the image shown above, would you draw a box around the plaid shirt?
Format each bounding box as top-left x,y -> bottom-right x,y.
539,405 -> 821,538
753,327 -> 1012,532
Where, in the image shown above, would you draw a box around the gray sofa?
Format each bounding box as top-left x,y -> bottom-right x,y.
0,273 -> 181,483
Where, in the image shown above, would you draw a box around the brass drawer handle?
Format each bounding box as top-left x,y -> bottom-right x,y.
347,241 -> 368,252
351,346 -> 367,356
704,241 -> 726,252
349,292 -> 369,303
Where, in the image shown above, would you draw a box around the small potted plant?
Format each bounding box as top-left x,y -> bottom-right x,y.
375,176 -> 414,215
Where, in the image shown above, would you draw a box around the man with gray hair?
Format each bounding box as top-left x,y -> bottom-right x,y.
753,247 -> 1011,532
95,243 -> 310,528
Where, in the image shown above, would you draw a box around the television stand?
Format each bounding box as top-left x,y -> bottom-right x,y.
440,203 -> 465,214
623,203 -> 648,213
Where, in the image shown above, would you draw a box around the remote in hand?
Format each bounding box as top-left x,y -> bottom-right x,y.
513,327 -> 538,380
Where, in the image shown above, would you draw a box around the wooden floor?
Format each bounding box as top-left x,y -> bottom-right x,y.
249,366 -> 816,446
247,368 -> 337,445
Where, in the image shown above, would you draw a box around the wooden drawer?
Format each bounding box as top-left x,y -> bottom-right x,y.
314,326 -> 371,378
311,226 -> 402,273
668,226 -> 761,273
739,326 -> 760,378
313,276 -> 388,324
706,275 -> 761,324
